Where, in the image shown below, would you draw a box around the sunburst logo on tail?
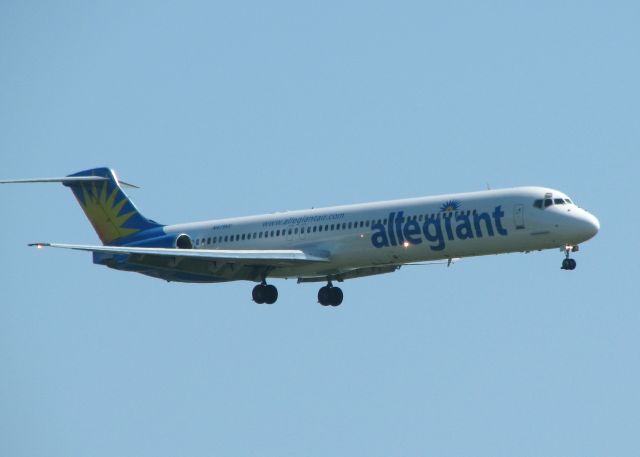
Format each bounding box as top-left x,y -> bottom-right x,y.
76,180 -> 140,243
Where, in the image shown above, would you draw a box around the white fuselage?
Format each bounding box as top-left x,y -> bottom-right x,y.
162,186 -> 600,280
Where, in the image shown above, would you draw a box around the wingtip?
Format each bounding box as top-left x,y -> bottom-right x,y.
28,243 -> 50,249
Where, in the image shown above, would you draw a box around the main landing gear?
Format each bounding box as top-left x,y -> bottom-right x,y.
561,245 -> 578,270
251,280 -> 344,306
317,281 -> 343,307
252,282 -> 278,304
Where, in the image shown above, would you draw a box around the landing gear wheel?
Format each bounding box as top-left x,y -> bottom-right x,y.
328,287 -> 343,307
264,284 -> 278,304
252,284 -> 266,304
318,285 -> 343,306
318,286 -> 331,306
253,283 -> 278,304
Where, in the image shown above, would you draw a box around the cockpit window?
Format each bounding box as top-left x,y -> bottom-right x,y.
535,196 -> 574,210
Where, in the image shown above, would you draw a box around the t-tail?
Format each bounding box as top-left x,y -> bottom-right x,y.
64,168 -> 162,245
1,167 -> 163,245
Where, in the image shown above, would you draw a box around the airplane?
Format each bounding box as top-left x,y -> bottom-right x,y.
1,167 -> 600,306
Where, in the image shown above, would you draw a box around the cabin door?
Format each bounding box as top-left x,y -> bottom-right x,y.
514,204 -> 525,229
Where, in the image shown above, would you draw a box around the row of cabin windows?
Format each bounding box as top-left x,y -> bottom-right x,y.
193,210 -> 482,247
533,198 -> 573,209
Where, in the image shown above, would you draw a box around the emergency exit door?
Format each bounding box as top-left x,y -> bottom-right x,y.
514,204 -> 525,229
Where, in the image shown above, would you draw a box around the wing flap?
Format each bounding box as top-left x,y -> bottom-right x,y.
30,243 -> 330,265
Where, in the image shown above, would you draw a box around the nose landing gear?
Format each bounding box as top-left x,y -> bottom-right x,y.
561,245 -> 578,270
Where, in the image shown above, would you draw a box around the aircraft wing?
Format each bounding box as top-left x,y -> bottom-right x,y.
30,243 -> 330,265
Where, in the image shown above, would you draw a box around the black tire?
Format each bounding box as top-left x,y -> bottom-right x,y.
569,259 -> 577,270
252,284 -> 265,304
318,286 -> 330,306
329,287 -> 343,306
264,284 -> 278,304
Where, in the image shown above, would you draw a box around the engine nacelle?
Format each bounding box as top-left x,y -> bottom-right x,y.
175,234 -> 193,249
123,233 -> 193,249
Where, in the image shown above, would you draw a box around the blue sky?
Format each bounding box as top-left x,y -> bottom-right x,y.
1,1 -> 638,456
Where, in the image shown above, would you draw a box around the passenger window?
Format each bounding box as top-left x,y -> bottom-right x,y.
207,237 -> 211,244
365,221 -> 370,227
270,231 -> 274,237
534,199 -> 543,209
544,199 -> 553,207
294,228 -> 298,234
348,222 -> 352,229
213,237 -> 216,243
331,224 -> 335,230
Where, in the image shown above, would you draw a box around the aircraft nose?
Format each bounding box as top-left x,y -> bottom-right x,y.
580,211 -> 600,240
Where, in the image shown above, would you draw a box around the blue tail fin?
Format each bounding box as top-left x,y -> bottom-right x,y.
65,168 -> 162,245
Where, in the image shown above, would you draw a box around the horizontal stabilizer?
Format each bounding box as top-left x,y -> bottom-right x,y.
0,176 -> 140,188
1,176 -> 109,184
